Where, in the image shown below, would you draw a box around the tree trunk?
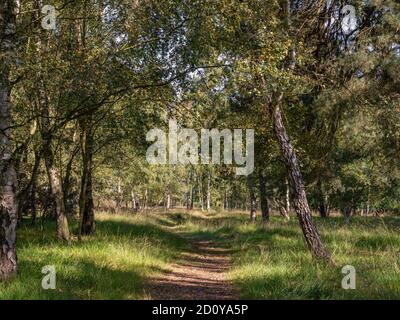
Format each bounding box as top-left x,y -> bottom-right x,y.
285,177 -> 290,214
143,188 -> 148,210
166,193 -> 171,211
224,188 -> 228,210
30,174 -> 37,226
258,173 -> 269,222
274,198 -> 290,220
317,181 -> 328,218
41,124 -> 70,242
190,185 -> 194,210
270,101 -> 330,260
342,207 -> 351,224
34,0 -> 69,242
17,149 -> 41,225
63,145 -> 79,217
45,153 -> 70,241
207,169 -> 211,212
318,203 -> 328,218
247,176 -> 257,222
186,171 -> 192,210
79,116 -> 95,235
131,190 -> 138,212
0,0 -> 18,280
116,178 -> 122,212
198,175 -> 204,211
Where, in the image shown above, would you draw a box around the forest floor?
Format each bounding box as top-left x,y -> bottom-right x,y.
145,234 -> 238,299
1,209 -> 399,299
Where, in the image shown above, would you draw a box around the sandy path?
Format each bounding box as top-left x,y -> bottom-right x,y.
146,237 -> 238,300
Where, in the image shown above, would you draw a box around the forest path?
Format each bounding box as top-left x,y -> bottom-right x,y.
145,232 -> 239,300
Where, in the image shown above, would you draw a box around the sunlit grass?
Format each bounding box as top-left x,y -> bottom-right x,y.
175,211 -> 400,299
1,209 -> 399,299
0,212 -> 188,300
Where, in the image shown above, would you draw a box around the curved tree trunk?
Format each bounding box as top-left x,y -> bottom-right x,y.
274,198 -> 290,220
270,100 -> 330,260
0,0 -> 18,280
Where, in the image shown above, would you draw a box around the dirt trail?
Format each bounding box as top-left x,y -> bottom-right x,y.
146,237 -> 238,300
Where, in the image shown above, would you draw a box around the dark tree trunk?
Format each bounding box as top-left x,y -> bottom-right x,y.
186,191 -> 190,210
198,175 -> 204,211
143,188 -> 148,210
317,181 -> 328,218
190,185 -> 194,210
0,0 -> 18,280
342,206 -> 352,224
17,149 -> 41,225
318,203 -> 328,218
258,173 -> 269,222
30,176 -> 37,226
79,116 -> 95,235
224,188 -> 229,210
269,101 -> 330,260
63,145 -> 79,217
247,176 -> 257,222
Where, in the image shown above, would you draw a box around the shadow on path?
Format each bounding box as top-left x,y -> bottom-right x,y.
146,236 -> 238,300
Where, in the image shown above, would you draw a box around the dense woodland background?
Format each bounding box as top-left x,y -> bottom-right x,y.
0,0 -> 399,298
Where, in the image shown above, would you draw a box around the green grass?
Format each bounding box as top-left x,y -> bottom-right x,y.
1,210 -> 399,299
0,212 -> 188,299
173,211 -> 400,299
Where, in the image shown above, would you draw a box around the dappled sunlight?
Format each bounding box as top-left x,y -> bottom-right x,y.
174,211 -> 400,299
0,213 -> 187,299
1,210 -> 399,299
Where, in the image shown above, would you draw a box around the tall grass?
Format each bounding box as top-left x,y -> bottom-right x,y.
174,211 -> 400,299
1,209 -> 399,299
0,212 -> 188,299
